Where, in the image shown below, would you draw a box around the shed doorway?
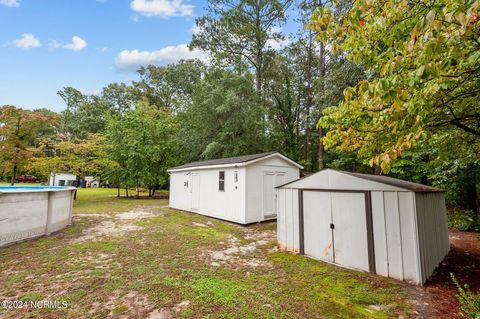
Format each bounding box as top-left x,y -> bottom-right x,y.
262,172 -> 285,219
190,174 -> 200,210
302,190 -> 371,272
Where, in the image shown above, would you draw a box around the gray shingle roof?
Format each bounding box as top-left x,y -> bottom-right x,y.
343,171 -> 443,193
169,152 -> 277,171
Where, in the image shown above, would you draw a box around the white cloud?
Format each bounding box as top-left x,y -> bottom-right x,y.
130,0 -> 194,18
0,0 -> 20,7
79,88 -> 102,96
49,40 -> 61,49
115,44 -> 208,71
266,27 -> 290,50
266,36 -> 291,50
13,33 -> 41,49
98,46 -> 108,53
190,23 -> 202,35
49,36 -> 87,51
63,36 -> 87,51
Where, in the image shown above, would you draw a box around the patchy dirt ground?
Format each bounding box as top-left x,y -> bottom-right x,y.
0,188 -> 419,318
408,228 -> 480,318
72,207 -> 164,243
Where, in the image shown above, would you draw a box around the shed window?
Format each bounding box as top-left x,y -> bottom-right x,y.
219,171 -> 225,191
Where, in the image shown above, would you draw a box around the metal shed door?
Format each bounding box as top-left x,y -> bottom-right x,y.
331,192 -> 370,272
303,191 -> 334,262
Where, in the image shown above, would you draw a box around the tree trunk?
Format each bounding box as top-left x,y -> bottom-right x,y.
318,127 -> 325,170
317,32 -> 326,169
117,186 -> 120,198
125,183 -> 129,198
10,164 -> 17,186
305,30 -> 314,165
465,165 -> 479,217
466,182 -> 478,216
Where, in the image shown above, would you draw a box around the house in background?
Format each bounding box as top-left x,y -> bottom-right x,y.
168,152 -> 303,224
48,172 -> 77,187
276,169 -> 450,285
85,176 -> 100,188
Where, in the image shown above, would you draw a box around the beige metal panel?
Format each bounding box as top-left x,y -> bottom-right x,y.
280,169 -> 406,191
303,191 -> 334,262
292,189 -> 300,251
415,193 -> 450,284
384,191 -> 404,280
276,189 -> 286,248
371,191 -> 389,277
331,192 -> 369,272
285,188 -> 294,248
398,192 -> 419,283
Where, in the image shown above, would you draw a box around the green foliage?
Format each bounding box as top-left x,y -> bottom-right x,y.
451,274 -> 480,318
448,211 -> 480,232
104,100 -> 178,192
313,0 -> 480,172
178,66 -> 268,161
27,133 -> 113,180
0,106 -> 58,182
191,0 -> 291,94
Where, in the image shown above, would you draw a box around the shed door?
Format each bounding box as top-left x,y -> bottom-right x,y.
303,191 -> 334,262
263,172 -> 286,218
331,192 -> 370,272
301,191 -> 370,272
190,174 -> 200,210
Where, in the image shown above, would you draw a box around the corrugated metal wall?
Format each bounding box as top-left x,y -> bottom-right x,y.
415,192 -> 450,284
276,188 -> 300,252
371,191 -> 420,284
277,188 -> 450,285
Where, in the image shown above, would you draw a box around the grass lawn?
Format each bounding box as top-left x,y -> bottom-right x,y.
0,188 -> 411,318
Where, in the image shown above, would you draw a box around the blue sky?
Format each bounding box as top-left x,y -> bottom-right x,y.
0,0 -> 210,111
0,0 -> 298,112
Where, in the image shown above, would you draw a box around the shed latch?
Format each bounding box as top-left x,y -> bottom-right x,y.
330,223 -> 335,229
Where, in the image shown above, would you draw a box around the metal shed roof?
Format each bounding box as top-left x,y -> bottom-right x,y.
168,152 -> 303,172
342,171 -> 443,193
277,169 -> 443,193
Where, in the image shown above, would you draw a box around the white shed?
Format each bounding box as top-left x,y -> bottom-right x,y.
276,169 -> 449,285
168,152 -> 303,224
48,172 -> 77,187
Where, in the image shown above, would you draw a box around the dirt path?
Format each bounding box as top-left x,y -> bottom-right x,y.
410,229 -> 480,318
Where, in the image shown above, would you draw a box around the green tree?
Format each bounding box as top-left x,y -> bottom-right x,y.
104,101 -> 178,197
313,0 -> 480,171
0,106 -> 56,184
134,60 -> 206,111
191,0 -> 292,96
57,87 -> 87,137
312,0 -> 480,213
178,65 -> 267,160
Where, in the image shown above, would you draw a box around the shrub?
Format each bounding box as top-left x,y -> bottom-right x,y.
451,274 -> 480,319
447,211 -> 480,232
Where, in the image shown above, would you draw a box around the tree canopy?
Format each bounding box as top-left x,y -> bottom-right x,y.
312,0 -> 480,172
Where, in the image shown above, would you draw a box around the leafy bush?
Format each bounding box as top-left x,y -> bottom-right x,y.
448,211 -> 480,232
451,274 -> 480,319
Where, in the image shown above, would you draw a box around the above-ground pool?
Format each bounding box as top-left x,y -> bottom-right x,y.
0,186 -> 76,247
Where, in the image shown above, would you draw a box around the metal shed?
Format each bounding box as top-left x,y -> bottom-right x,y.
168,152 -> 302,224
276,169 -> 450,285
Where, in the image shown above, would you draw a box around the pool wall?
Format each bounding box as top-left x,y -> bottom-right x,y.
0,187 -> 76,247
